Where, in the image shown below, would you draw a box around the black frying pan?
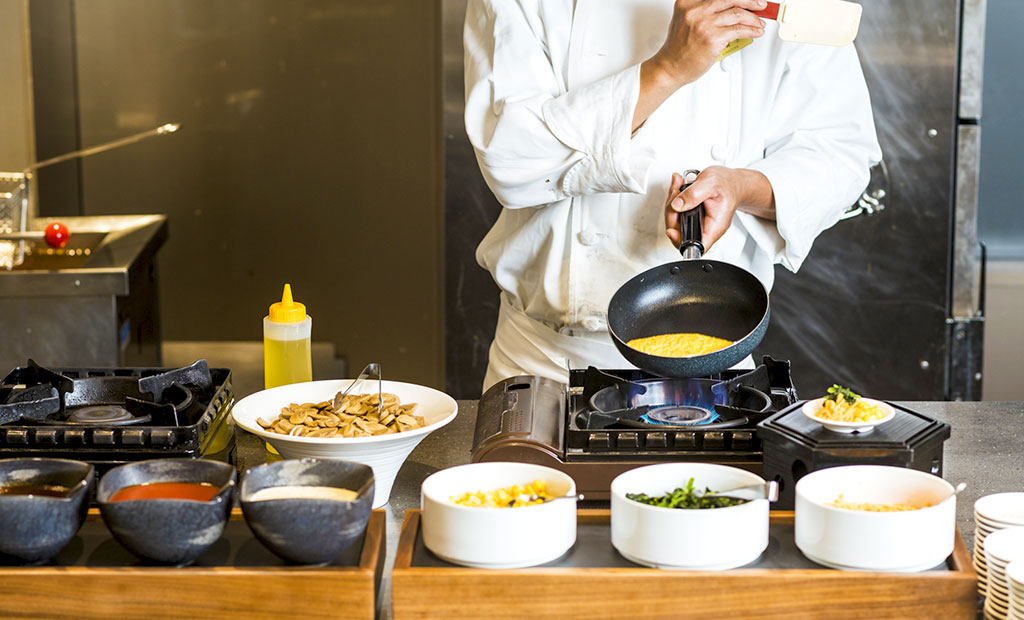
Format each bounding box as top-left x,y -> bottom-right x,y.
607,171 -> 770,378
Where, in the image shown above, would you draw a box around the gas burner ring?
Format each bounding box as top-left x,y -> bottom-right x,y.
646,405 -> 715,426
65,405 -> 150,426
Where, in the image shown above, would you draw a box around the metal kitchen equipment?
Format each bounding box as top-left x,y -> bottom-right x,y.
472,357 -> 799,501
758,402 -> 951,509
0,174 -> 28,269
0,214 -> 168,371
755,0 -> 988,401
0,359 -> 235,475
334,362 -> 384,410
441,0 -> 989,401
0,123 -> 179,269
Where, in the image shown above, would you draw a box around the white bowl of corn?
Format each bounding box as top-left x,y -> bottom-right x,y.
420,462 -> 577,568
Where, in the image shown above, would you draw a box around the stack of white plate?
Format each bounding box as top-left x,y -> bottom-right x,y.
976,493 -> 1024,597
983,527 -> 1024,620
1006,560 -> 1024,620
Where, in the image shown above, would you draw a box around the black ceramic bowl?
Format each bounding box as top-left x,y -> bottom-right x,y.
97,458 -> 235,565
240,458 -> 374,564
0,458 -> 94,563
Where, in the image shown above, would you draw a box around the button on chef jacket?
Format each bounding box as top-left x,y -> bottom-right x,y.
465,0 -> 882,391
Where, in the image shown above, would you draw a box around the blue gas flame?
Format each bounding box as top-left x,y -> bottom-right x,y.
629,379 -> 727,426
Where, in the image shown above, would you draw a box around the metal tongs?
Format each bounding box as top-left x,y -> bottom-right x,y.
333,363 -> 383,411
0,123 -> 181,245
23,123 -> 181,175
697,480 -> 780,503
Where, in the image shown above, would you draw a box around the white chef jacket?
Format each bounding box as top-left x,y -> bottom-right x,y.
465,0 -> 882,391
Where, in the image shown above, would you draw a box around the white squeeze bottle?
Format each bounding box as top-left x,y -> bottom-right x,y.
263,284 -> 312,389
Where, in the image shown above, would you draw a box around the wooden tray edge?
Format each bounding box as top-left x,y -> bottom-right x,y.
0,509 -> 387,620
392,509 -> 977,619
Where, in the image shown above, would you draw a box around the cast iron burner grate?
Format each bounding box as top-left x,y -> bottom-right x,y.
643,406 -> 716,426
471,356 -> 800,501
0,359 -> 235,473
565,356 -> 798,458
66,405 -> 138,426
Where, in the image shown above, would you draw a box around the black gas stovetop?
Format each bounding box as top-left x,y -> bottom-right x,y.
0,359 -> 235,473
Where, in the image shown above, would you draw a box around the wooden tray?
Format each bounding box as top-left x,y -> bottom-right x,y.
393,509 -> 977,619
0,508 -> 385,620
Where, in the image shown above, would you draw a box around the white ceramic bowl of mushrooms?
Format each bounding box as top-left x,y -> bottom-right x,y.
232,379 -> 458,508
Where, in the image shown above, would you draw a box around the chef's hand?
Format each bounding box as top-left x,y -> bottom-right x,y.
665,167 -> 776,252
633,0 -> 767,130
652,0 -> 767,87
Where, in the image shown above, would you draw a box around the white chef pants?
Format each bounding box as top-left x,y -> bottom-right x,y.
482,294 -> 633,393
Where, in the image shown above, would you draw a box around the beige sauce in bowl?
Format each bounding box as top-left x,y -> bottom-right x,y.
247,486 -> 358,502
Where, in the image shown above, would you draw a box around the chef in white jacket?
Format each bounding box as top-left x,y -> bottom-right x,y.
465,0 -> 881,391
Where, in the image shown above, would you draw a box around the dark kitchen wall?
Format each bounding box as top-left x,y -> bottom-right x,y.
45,1 -> 444,387
442,0 -> 500,399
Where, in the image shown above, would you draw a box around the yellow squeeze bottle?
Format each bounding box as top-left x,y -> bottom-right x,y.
264,284 -> 312,389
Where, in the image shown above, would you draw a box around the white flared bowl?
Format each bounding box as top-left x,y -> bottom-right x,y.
610,463 -> 770,570
232,379 -> 457,508
801,397 -> 896,433
795,465 -> 955,572
420,462 -> 577,568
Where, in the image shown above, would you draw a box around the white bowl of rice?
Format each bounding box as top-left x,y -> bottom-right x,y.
795,465 -> 956,572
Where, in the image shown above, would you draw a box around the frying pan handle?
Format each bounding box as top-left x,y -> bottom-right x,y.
678,170 -> 705,260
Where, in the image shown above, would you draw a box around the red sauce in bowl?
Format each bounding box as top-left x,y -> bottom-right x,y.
109,481 -> 221,503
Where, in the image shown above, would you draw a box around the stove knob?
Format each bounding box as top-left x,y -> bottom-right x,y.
5,430 -> 28,444
64,430 -> 87,445
588,432 -> 612,450
151,430 -> 175,447
732,431 -> 754,450
122,430 -> 145,446
616,432 -> 639,449
646,432 -> 668,449
33,429 -> 58,445
704,432 -> 729,446
673,431 -> 697,449
94,430 -> 115,446
704,432 -> 726,450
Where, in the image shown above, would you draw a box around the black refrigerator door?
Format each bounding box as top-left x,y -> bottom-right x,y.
755,0 -> 961,400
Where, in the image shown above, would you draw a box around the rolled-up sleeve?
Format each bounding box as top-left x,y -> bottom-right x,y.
464,0 -> 655,209
740,42 -> 882,272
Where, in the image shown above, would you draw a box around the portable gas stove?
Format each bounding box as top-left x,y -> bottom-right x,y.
472,357 -> 798,500
0,359 -> 235,474
472,355 -> 952,502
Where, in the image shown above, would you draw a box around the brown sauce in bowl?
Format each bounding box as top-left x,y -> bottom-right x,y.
0,484 -> 74,498
109,481 -> 221,503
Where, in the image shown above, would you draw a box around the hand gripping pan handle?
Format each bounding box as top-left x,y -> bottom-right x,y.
678,169 -> 705,260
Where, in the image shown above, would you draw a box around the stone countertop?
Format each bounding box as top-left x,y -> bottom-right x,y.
237,399 -> 1024,618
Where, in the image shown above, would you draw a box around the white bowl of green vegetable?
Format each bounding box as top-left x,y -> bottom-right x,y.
610,463 -> 770,570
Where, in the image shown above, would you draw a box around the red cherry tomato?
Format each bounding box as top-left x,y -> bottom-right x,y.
44,222 -> 70,248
